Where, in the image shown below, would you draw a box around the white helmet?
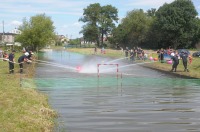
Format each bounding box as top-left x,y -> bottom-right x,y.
171,52 -> 175,56
25,52 -> 29,56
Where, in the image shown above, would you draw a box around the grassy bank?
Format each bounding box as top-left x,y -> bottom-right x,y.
66,47 -> 200,79
0,52 -> 56,131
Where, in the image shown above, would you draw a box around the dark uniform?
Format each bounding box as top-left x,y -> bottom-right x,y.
160,51 -> 164,63
8,50 -> 15,73
130,50 -> 135,62
18,55 -> 28,73
171,54 -> 179,72
180,52 -> 189,72
125,47 -> 129,59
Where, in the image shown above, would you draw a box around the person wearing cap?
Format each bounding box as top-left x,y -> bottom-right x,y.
18,52 -> 31,73
27,51 -> 34,60
8,50 -> 16,74
170,52 -> 179,72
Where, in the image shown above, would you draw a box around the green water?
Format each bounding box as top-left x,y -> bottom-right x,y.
32,51 -> 200,132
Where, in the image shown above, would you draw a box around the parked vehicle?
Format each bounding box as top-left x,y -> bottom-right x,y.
192,51 -> 200,57
177,49 -> 190,55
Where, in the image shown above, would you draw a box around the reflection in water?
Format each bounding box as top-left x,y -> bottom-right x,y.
32,51 -> 200,132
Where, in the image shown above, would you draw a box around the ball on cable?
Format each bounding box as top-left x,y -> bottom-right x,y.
167,60 -> 173,64
76,66 -> 82,72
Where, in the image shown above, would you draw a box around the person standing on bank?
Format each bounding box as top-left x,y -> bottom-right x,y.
180,51 -> 189,72
8,50 -> 16,74
170,52 -> 179,72
160,50 -> 164,63
130,49 -> 135,62
125,47 -> 129,59
18,52 -> 31,73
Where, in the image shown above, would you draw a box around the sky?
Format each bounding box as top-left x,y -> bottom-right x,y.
0,0 -> 200,39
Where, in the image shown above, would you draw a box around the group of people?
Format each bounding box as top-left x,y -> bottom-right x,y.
124,47 -> 148,62
2,49 -> 34,74
170,50 -> 190,72
156,47 -> 192,72
122,46 -> 191,72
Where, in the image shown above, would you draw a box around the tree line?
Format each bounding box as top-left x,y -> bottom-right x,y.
15,0 -> 200,51
80,0 -> 200,50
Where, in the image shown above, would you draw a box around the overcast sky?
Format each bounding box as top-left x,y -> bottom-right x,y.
0,0 -> 199,39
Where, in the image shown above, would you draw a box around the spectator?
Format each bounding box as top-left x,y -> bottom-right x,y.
170,52 -> 179,72
180,51 -> 189,72
125,47 -> 129,59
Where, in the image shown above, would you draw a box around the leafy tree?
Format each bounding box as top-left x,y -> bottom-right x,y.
147,8 -> 157,17
111,24 -> 128,48
80,24 -> 99,43
99,5 -> 118,46
154,0 -> 198,49
69,38 -> 80,46
16,14 -> 55,51
193,18 -> 200,49
113,9 -> 153,48
79,3 -> 101,46
79,3 -> 118,47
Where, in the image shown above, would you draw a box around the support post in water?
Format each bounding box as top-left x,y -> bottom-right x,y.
97,63 -> 119,78
20,73 -> 22,87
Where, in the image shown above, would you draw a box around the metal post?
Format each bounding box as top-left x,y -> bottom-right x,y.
97,64 -> 100,78
20,73 -> 22,87
2,21 -> 4,45
116,64 -> 119,78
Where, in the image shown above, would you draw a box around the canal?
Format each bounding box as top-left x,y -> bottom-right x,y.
34,50 -> 200,132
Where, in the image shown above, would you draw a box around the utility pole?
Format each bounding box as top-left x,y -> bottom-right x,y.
2,21 -> 4,45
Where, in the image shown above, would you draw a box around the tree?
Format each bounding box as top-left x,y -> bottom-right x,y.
79,3 -> 118,47
79,24 -> 99,43
154,0 -> 198,49
79,3 -> 101,46
16,14 -> 55,51
147,8 -> 157,17
98,5 -> 118,46
193,18 -> 200,49
113,9 -> 153,48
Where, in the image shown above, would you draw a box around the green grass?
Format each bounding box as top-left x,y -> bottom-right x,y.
0,52 -> 56,132
148,52 -> 200,78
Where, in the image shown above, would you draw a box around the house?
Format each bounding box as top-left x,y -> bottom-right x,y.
0,28 -> 21,46
57,35 -> 69,43
0,32 -> 16,46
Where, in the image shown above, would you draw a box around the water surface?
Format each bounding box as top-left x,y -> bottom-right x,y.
33,51 -> 200,132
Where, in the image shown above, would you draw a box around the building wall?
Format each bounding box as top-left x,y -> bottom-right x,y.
0,33 -> 16,43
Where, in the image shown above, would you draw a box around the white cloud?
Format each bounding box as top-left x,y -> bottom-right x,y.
11,20 -> 22,27
62,25 -> 69,28
73,22 -> 82,27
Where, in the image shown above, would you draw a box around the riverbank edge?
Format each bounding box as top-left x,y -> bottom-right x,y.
65,47 -> 200,79
0,52 -> 57,131
141,64 -> 199,79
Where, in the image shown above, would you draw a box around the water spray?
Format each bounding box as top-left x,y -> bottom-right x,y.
0,58 -> 78,71
106,57 -> 129,64
101,61 -> 156,72
36,59 -> 76,70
